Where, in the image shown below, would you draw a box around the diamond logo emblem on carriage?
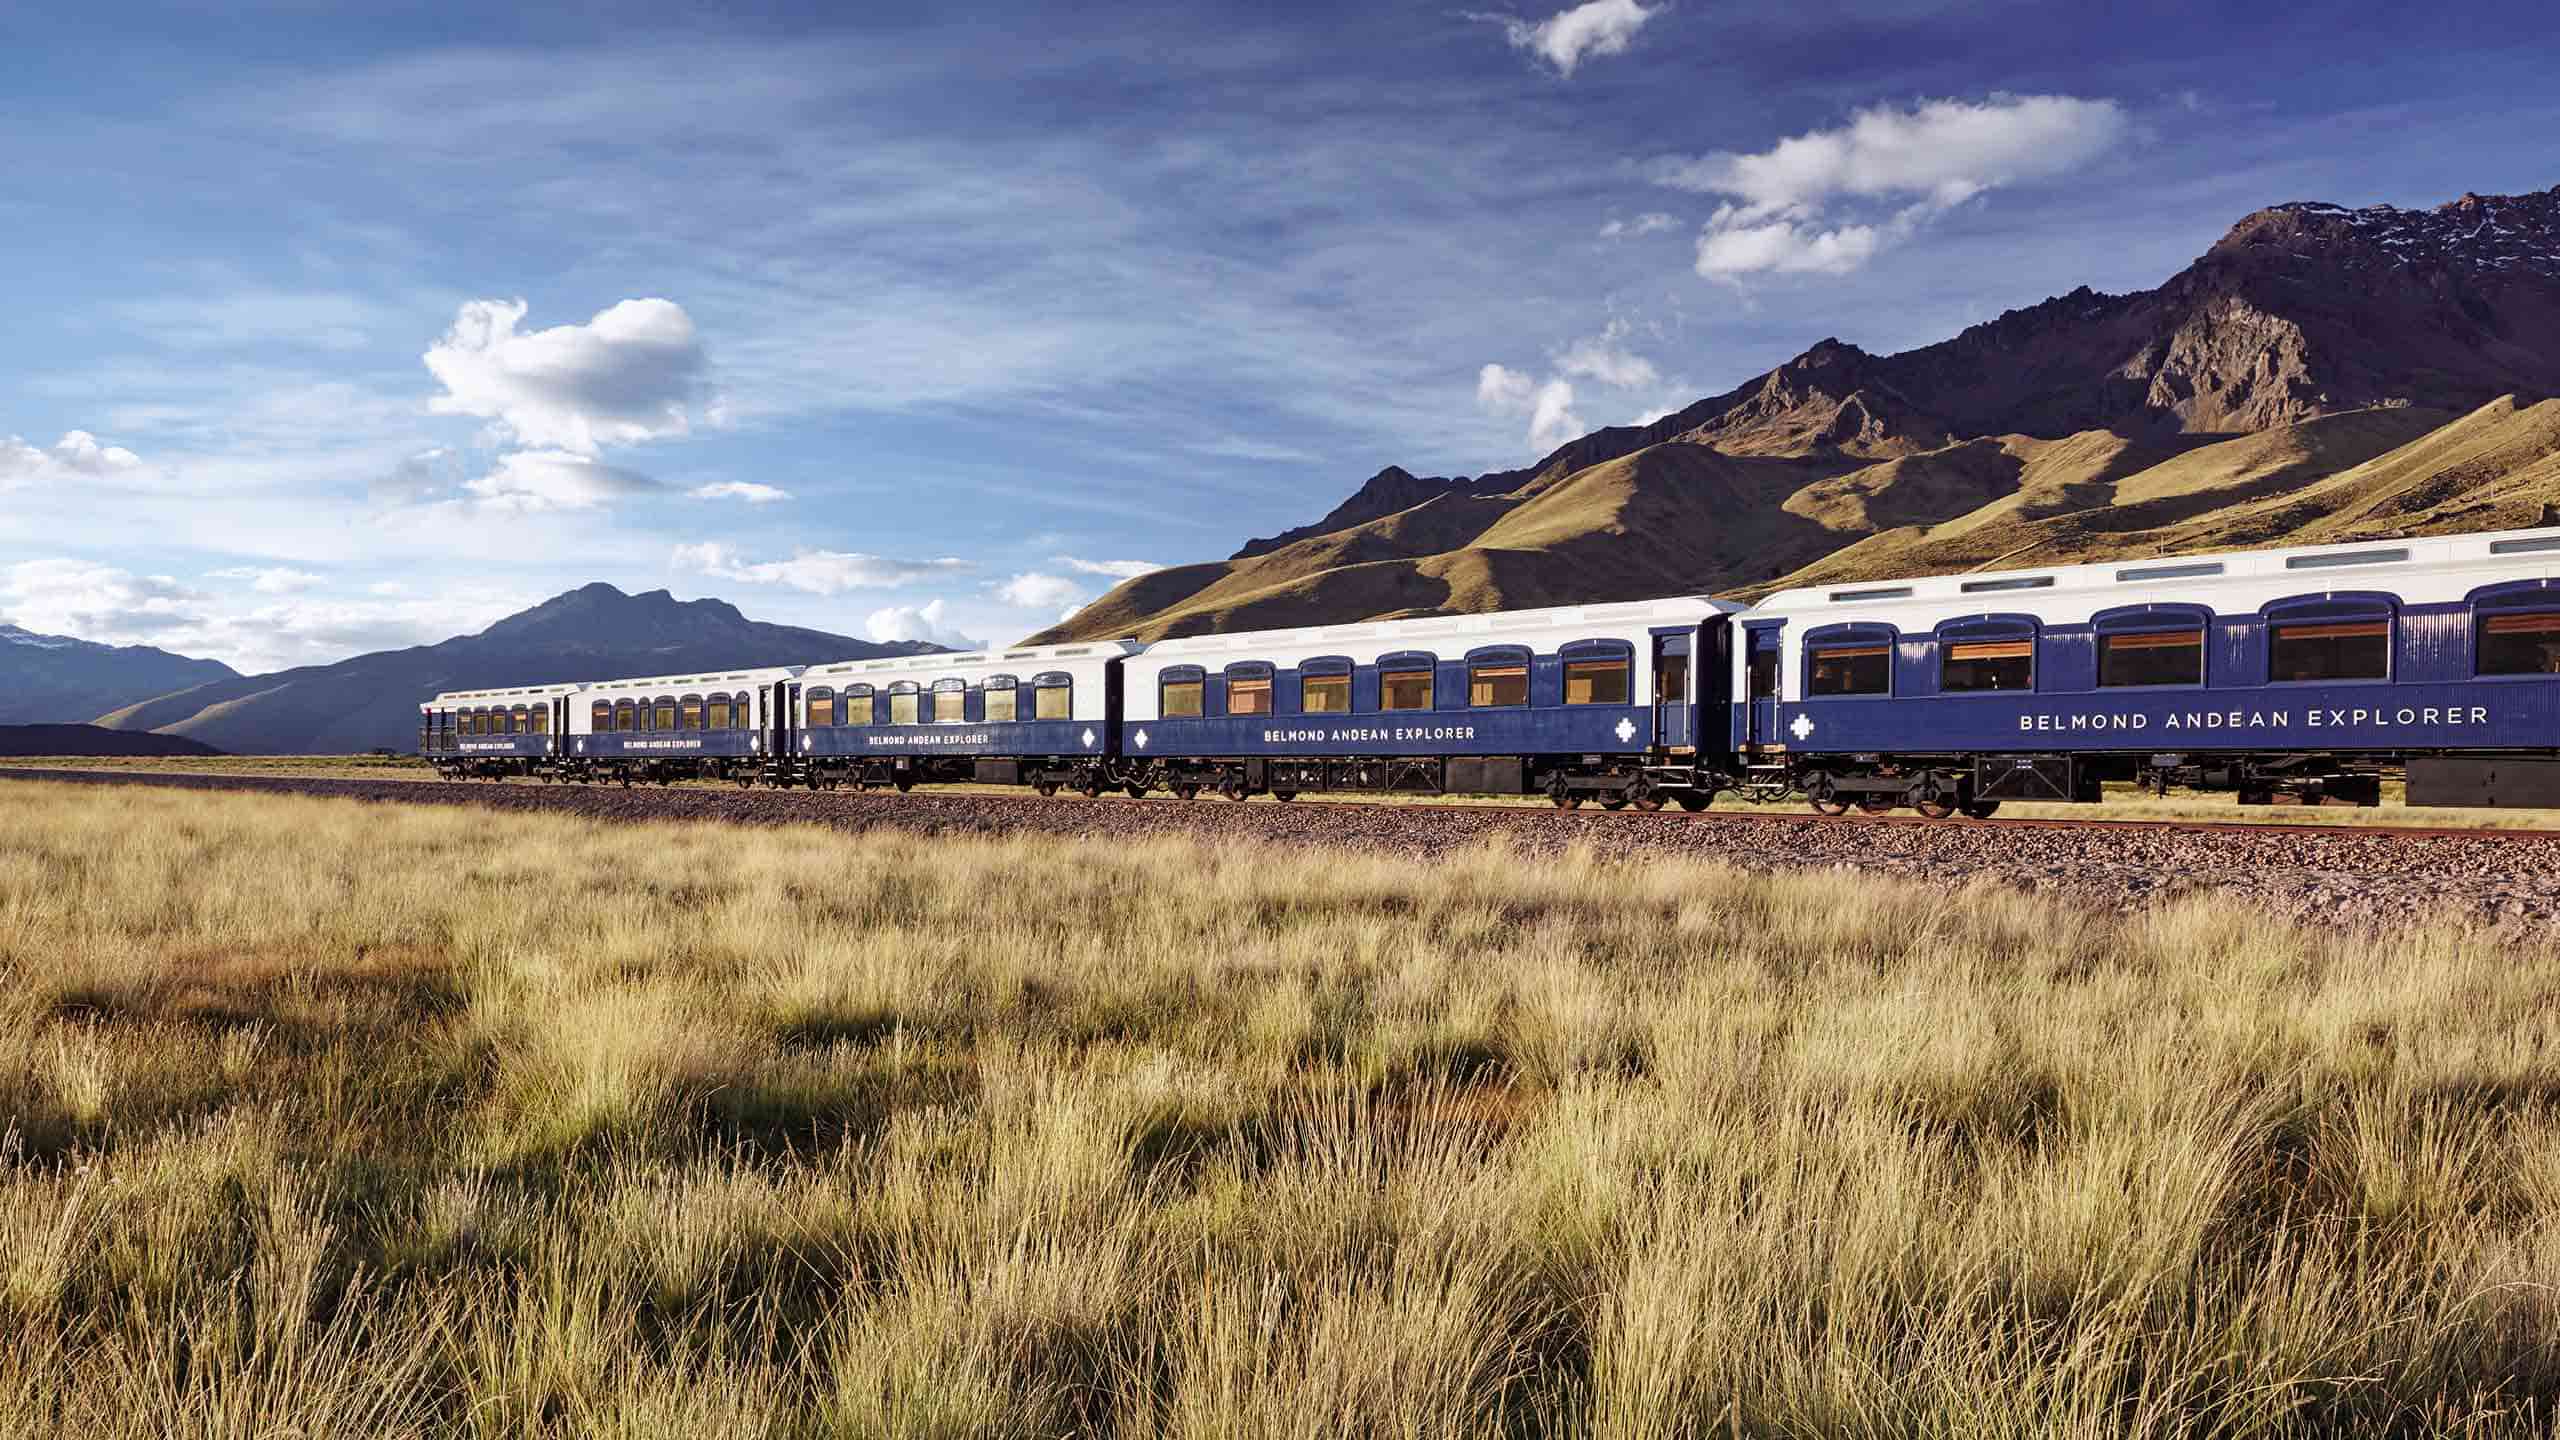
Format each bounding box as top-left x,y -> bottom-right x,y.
800,734 -> 812,751
1614,717 -> 1637,744
1081,729 -> 1096,748
1790,713 -> 1816,741
1135,729 -> 1151,749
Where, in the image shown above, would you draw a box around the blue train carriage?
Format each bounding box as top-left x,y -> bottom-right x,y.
420,681 -> 585,780
567,665 -> 801,786
790,641 -> 1139,793
1741,525 -> 2560,817
1115,597 -> 1746,806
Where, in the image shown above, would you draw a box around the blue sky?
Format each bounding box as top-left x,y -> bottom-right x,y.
2,0 -> 2554,671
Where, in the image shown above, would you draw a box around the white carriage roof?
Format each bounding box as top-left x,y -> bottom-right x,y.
1136,596 -> 1740,659
1751,525 -> 2560,615
424,681 -> 584,708
580,665 -> 800,695
803,638 -> 1143,678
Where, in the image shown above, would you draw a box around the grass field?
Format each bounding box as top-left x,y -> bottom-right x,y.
5,781 -> 2560,1436
7,753 -> 2558,830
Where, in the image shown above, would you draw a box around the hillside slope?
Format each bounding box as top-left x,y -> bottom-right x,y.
0,625 -> 237,726
1041,183 -> 2560,643
96,585 -> 937,754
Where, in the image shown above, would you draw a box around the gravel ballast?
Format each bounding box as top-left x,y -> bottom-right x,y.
10,766 -> 2557,928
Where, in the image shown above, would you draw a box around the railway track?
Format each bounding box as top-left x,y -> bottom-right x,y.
9,764 -> 2560,928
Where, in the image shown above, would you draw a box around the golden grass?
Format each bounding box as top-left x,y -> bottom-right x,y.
5,780 -> 2560,1436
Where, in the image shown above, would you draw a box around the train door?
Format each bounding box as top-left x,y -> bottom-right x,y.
1744,622 -> 1784,749
551,696 -> 568,756
1651,632 -> 1691,750
771,680 -> 797,760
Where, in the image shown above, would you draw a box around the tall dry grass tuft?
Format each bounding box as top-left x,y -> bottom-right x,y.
3,778 -> 2559,1436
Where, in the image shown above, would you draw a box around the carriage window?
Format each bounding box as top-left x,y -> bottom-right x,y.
808,692 -> 835,727
707,700 -> 730,730
529,707 -> 549,735
1301,675 -> 1350,714
1566,659 -> 1631,705
846,694 -> 875,725
681,701 -> 703,730
2099,629 -> 2203,687
617,705 -> 637,732
2270,621 -> 2389,682
1808,645 -> 1890,696
1469,664 -> 1528,707
890,691 -> 920,724
2478,613 -> 2560,675
934,689 -> 967,722
1228,678 -> 1273,715
651,703 -> 674,730
1942,639 -> 2033,692
593,703 -> 611,731
1380,669 -> 1433,711
1746,648 -> 1778,700
1162,680 -> 1204,717
984,687 -> 1017,722
1034,684 -> 1070,720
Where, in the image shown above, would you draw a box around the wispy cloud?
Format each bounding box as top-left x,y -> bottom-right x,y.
1057,556 -> 1165,581
1,430 -> 144,490
672,541 -> 970,596
1598,212 -> 1676,239
1477,0 -> 1662,77
1651,95 -> 2128,277
994,571 -> 1086,610
1477,363 -> 1584,453
460,450 -> 663,513
688,480 -> 793,504
207,565 -> 324,594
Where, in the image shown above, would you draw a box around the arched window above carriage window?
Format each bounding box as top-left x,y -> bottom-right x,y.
1938,616 -> 2037,693
1377,651 -> 1435,712
1560,640 -> 1634,705
806,687 -> 835,728
1296,657 -> 1352,714
1030,672 -> 1072,721
2470,581 -> 2560,676
2093,605 -> 2210,689
1463,646 -> 1530,707
2263,594 -> 2393,683
1804,624 -> 1896,697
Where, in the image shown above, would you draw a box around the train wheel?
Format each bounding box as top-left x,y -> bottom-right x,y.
1857,796 -> 1895,815
1173,783 -> 1200,801
1960,799 -> 2002,820
1219,774 -> 1250,802
1551,793 -> 1583,810
1271,790 -> 1297,803
1675,792 -> 1711,812
1911,788 -> 1956,819
893,772 -> 916,794
1632,792 -> 1666,812
1035,781 -> 1060,797
1125,782 -> 1149,799
1600,797 -> 1629,811
1078,776 -> 1104,799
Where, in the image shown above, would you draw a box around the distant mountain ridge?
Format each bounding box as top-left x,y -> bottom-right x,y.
97,584 -> 938,754
0,724 -> 224,758
0,624 -> 238,726
1043,182 -> 2560,644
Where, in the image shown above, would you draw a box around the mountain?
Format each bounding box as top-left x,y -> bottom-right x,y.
0,724 -> 224,758
95,585 -> 939,754
1038,183 -> 2560,643
0,625 -> 238,726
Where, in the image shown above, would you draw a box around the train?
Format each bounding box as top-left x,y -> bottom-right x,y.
422,525 -> 2560,813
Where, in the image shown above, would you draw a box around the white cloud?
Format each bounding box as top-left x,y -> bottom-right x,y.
424,297 -> 707,455
367,581 -> 409,597
688,480 -> 794,504
1598,212 -> 1676,239
1652,95 -> 2127,278
1,430 -> 145,490
1057,557 -> 1165,581
864,598 -> 981,650
1553,327 -> 1659,389
460,450 -> 664,513
208,566 -> 325,595
0,559 -> 204,646
1482,0 -> 1661,77
1478,364 -> 1586,453
994,572 -> 1087,610
673,541 -> 971,596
